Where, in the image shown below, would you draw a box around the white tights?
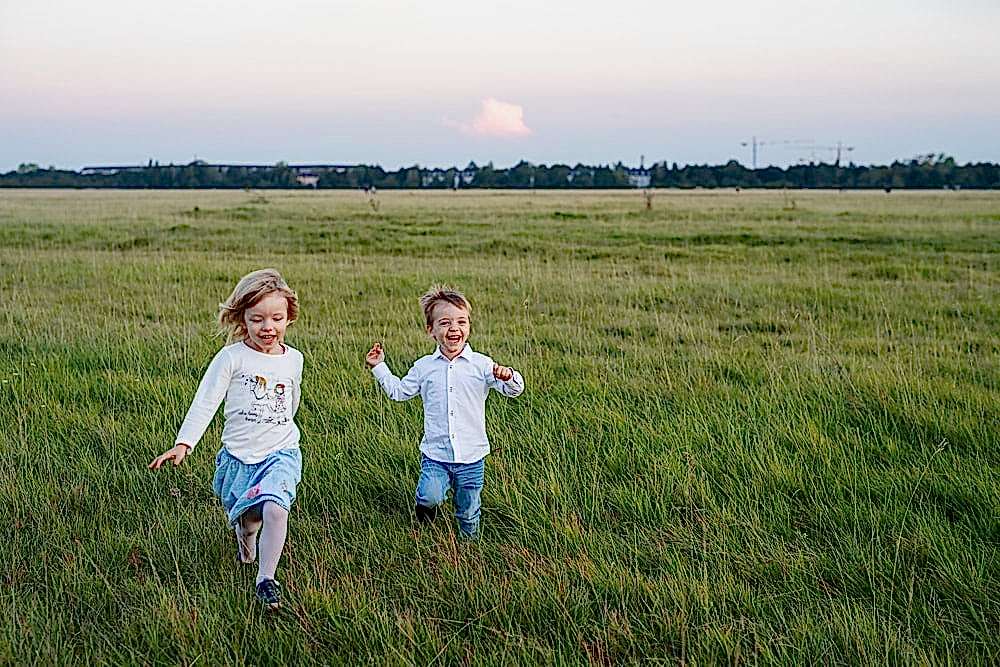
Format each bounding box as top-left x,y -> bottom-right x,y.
235,501 -> 289,585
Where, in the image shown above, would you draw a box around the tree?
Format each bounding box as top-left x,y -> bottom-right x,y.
403,166 -> 421,189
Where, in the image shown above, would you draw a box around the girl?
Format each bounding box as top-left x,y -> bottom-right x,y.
149,268 -> 304,610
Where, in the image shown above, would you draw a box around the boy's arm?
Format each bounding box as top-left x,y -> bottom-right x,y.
371,360 -> 422,402
175,348 -> 234,451
487,361 -> 525,398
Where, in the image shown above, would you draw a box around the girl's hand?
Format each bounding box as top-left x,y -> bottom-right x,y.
148,444 -> 190,470
366,342 -> 384,368
493,364 -> 514,382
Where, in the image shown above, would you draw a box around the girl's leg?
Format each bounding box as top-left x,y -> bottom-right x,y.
256,501 -> 289,584
452,459 -> 485,537
235,505 -> 263,563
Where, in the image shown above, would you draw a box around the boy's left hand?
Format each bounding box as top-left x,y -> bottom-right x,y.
366,342 -> 384,368
492,364 -> 514,381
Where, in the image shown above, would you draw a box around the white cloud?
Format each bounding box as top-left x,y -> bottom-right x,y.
448,98 -> 532,137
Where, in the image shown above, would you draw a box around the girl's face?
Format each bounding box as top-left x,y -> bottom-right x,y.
244,292 -> 290,354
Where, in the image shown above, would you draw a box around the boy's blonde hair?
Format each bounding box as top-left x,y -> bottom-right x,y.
218,268 -> 299,342
420,285 -> 471,326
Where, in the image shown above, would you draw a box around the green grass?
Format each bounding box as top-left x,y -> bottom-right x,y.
2,188 -> 999,663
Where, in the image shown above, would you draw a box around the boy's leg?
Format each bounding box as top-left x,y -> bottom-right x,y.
452,458 -> 485,538
256,501 -> 289,585
415,455 -> 450,522
236,505 -> 263,563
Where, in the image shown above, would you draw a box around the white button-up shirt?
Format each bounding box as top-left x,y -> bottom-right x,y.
371,344 -> 524,463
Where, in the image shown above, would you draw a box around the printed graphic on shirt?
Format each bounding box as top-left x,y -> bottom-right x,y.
238,373 -> 292,425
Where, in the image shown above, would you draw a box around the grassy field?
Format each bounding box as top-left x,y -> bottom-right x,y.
2,188 -> 999,664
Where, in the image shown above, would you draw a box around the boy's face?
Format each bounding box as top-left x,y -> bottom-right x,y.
427,301 -> 470,359
244,292 -> 290,353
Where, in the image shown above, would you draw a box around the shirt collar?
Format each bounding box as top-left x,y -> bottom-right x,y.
433,343 -> 473,361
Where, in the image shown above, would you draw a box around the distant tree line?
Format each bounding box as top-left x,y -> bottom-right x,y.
3,155 -> 998,189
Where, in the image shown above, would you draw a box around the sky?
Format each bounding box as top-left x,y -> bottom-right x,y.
1,0 -> 998,171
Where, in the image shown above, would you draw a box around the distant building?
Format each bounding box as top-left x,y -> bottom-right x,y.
296,173 -> 320,187
283,164 -> 354,175
460,162 -> 478,185
80,162 -> 356,176
421,168 -> 449,187
80,165 -> 147,176
627,167 -> 651,188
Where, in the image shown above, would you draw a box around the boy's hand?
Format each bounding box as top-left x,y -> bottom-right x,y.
493,364 -> 514,382
366,342 -> 384,368
148,444 -> 190,470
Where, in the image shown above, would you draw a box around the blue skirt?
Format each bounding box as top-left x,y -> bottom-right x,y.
212,447 -> 302,526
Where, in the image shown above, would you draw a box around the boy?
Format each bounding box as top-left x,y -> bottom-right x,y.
365,286 -> 524,537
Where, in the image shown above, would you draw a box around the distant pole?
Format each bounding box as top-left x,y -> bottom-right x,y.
740,137 -> 759,169
833,141 -> 856,166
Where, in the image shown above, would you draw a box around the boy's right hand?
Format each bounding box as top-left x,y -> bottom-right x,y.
148,444 -> 190,470
366,342 -> 384,368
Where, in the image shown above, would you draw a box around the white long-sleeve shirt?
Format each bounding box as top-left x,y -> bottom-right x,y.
371,344 -> 524,464
175,341 -> 303,464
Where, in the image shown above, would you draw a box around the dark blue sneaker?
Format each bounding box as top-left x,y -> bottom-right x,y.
415,504 -> 438,523
255,579 -> 281,610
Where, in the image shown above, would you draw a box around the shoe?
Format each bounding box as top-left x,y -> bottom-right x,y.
255,579 -> 281,610
415,504 -> 438,523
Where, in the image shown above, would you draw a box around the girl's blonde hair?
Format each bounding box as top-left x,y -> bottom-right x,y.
218,268 -> 299,343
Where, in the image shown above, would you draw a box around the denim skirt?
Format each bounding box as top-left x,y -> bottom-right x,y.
212,447 -> 302,526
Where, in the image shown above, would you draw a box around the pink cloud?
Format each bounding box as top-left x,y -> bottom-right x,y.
448,98 -> 532,137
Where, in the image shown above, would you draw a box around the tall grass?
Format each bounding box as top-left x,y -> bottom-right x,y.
1,189 -> 998,663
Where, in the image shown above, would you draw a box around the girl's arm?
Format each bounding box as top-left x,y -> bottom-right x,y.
291,349 -> 303,416
149,348 -> 234,469
148,443 -> 190,469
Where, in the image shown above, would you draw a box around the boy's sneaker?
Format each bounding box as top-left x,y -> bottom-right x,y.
255,579 -> 281,610
415,504 -> 438,523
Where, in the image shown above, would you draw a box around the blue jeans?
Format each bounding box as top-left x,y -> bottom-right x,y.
415,454 -> 485,536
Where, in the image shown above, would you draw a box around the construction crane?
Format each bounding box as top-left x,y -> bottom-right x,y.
740,137 -> 812,169
790,141 -> 855,166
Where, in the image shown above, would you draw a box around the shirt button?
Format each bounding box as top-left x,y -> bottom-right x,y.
449,387 -> 453,392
